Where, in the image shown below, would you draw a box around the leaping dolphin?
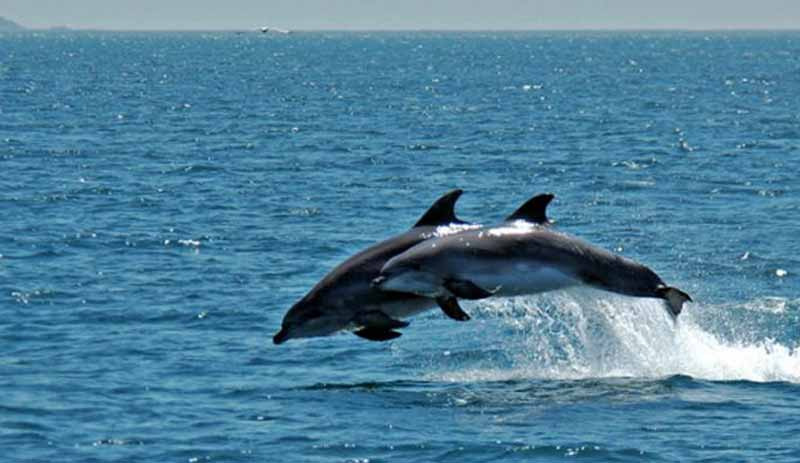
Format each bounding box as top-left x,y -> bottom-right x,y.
273,189 -> 478,344
373,194 -> 692,319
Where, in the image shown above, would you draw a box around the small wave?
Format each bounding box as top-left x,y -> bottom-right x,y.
163,238 -> 202,248
287,207 -> 321,217
10,288 -> 77,305
298,380 -> 425,391
432,441 -> 654,461
164,164 -> 227,174
405,143 -> 440,151
91,437 -> 146,447
489,442 -> 654,461
428,290 -> 800,384
0,420 -> 53,432
2,250 -> 65,260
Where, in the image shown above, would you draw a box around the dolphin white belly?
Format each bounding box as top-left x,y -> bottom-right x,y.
470,263 -> 578,297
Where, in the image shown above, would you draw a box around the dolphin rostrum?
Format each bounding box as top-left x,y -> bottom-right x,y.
374,194 -> 692,319
273,189 -> 479,344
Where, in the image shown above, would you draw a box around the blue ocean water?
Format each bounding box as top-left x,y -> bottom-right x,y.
1,30 -> 799,462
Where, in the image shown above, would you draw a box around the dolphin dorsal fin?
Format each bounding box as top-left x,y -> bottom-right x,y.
413,189 -> 465,227
505,193 -> 554,224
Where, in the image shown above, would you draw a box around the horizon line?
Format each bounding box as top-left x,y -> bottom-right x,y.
7,26 -> 800,33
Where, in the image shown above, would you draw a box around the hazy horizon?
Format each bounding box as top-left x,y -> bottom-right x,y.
3,0 -> 800,31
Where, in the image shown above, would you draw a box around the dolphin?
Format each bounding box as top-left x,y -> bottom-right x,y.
273,189 -> 479,344
373,194 -> 692,319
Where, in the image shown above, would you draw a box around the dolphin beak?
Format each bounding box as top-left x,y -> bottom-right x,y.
273,327 -> 290,345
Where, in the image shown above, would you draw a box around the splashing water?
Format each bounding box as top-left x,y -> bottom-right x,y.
432,289 -> 800,383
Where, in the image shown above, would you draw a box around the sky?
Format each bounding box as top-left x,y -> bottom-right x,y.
3,0 -> 800,31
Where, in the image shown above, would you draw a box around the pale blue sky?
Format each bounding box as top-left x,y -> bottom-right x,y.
3,0 -> 800,30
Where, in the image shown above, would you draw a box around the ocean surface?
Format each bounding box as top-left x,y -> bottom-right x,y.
1,30 -> 799,462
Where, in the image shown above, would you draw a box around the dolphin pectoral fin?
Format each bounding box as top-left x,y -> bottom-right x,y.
656,286 -> 692,319
355,311 -> 410,330
353,328 -> 403,341
436,296 -> 471,321
443,279 -> 495,300
352,311 -> 408,341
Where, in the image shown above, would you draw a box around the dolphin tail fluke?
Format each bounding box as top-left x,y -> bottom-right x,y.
656,286 -> 692,319
436,296 -> 471,321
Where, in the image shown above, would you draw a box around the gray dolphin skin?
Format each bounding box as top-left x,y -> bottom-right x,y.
374,194 -> 692,319
273,189 -> 478,344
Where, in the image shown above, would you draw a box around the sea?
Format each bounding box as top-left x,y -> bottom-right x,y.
1,30 -> 799,462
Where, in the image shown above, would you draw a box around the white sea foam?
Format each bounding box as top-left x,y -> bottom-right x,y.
425,223 -> 482,238
486,220 -> 540,237
430,290 -> 800,383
